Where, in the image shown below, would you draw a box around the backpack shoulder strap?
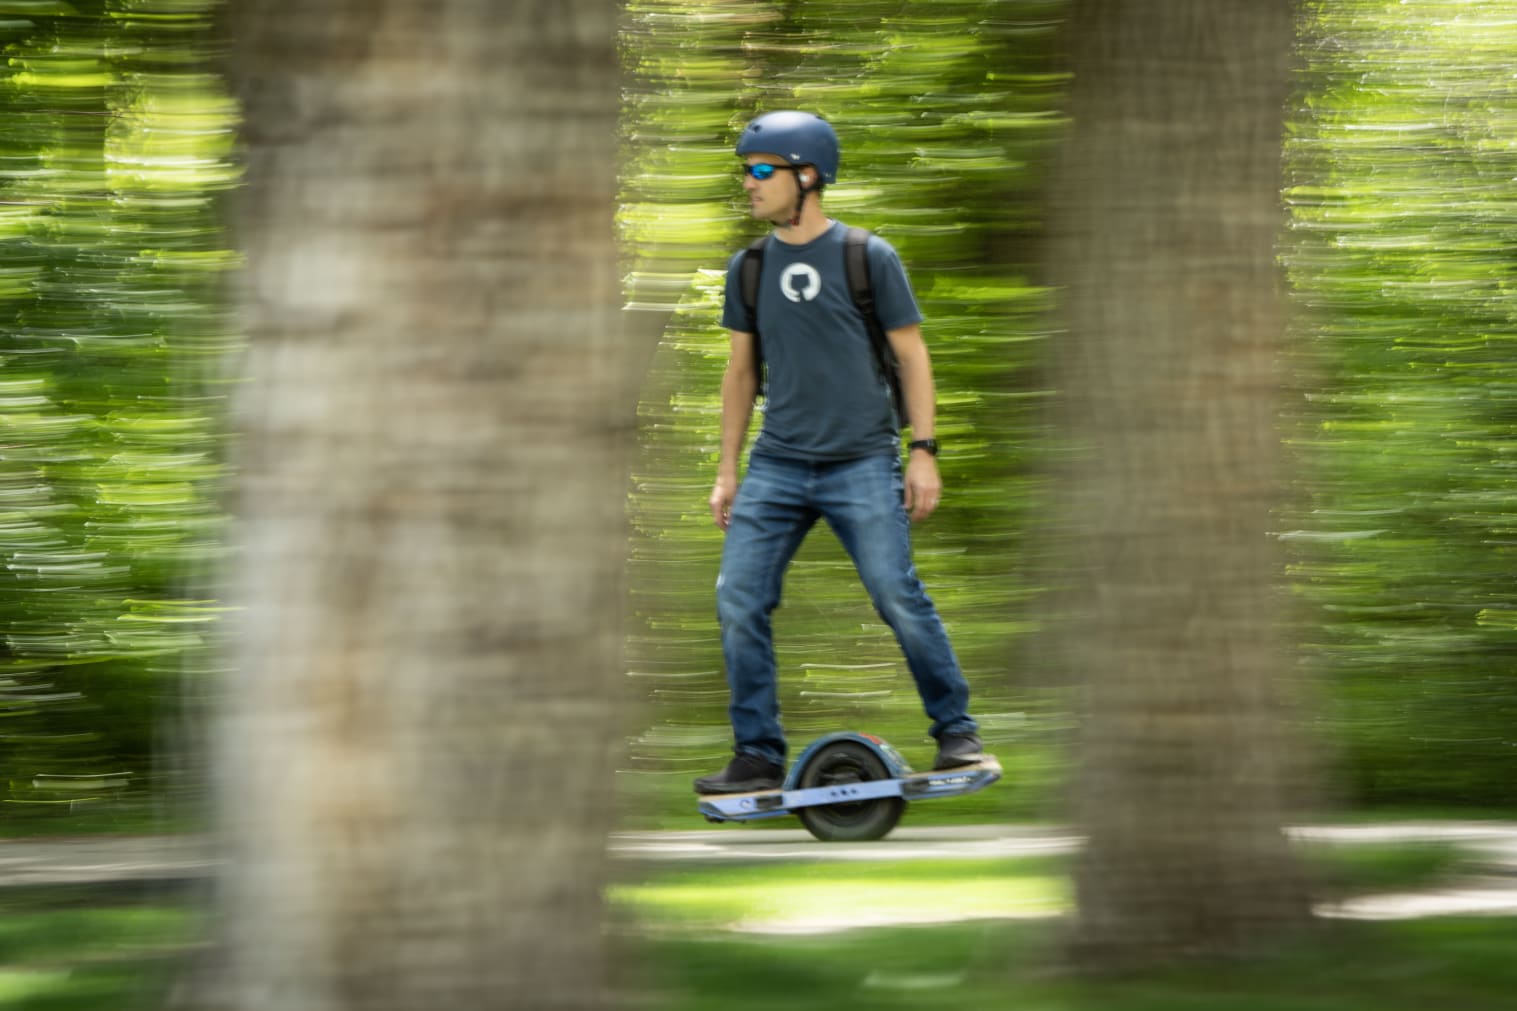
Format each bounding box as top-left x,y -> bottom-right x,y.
843,226 -> 874,316
740,235 -> 767,335
739,235 -> 768,400
843,226 -> 907,426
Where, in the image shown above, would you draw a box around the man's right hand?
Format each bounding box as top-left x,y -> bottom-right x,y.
709,474 -> 739,531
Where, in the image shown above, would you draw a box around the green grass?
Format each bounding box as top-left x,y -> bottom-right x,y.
0,801 -> 200,841
0,888 -> 197,1011
612,846 -> 1516,1010
1302,838 -> 1468,896
618,917 -> 1517,1011
0,967 -> 167,1011
610,857 -> 1069,932
0,899 -> 192,966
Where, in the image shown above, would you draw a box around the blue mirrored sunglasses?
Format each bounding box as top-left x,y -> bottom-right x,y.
742,163 -> 798,181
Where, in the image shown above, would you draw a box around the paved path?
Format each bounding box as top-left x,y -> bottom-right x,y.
610,824 -> 1083,863
611,820 -> 1517,862
0,834 -> 215,889
4,822 -> 1516,922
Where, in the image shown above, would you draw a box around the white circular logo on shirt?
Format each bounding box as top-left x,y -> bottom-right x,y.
779,263 -> 822,303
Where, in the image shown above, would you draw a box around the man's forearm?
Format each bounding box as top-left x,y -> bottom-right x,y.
897,343 -> 936,441
718,364 -> 757,475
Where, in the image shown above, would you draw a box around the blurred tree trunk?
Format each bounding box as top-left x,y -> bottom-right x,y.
210,3 -> 628,1008
1048,0 -> 1312,969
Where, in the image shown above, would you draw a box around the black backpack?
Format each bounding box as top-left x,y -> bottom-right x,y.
738,225 -> 906,425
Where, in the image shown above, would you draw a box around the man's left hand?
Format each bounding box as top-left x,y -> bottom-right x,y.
904,452 -> 941,523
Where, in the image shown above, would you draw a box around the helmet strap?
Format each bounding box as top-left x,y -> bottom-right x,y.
786,171 -> 815,228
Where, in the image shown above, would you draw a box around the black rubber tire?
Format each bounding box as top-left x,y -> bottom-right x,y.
795,740 -> 905,842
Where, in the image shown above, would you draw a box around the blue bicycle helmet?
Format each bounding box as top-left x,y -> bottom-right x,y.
736,111 -> 840,184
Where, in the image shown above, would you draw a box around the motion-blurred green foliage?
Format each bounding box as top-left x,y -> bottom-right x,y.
0,0 -> 236,824
1283,0 -> 1517,805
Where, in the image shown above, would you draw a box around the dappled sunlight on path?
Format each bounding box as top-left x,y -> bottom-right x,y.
613,823 -> 1517,933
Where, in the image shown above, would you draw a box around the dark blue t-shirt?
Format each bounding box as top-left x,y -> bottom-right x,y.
720,220 -> 923,462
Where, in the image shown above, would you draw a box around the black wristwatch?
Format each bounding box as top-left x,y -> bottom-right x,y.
908,439 -> 939,457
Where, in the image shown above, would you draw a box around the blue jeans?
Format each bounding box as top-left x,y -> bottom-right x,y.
716,451 -> 978,765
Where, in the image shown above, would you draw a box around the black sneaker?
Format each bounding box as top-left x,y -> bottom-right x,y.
694,752 -> 784,795
933,732 -> 986,770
